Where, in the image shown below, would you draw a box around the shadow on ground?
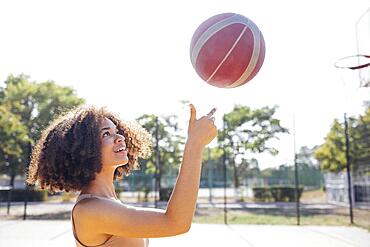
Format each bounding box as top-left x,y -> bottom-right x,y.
2,211 -> 71,220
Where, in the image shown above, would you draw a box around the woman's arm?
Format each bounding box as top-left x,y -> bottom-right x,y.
165,104 -> 217,230
74,104 -> 217,238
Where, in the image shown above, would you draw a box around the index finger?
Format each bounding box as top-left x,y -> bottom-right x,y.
207,107 -> 217,117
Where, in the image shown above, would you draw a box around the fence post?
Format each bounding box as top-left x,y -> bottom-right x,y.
7,186 -> 12,215
222,115 -> 228,225
154,116 -> 160,207
207,147 -> 213,203
293,114 -> 300,225
344,113 -> 354,224
23,185 -> 29,220
294,155 -> 301,226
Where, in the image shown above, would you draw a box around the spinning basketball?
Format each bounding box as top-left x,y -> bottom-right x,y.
190,13 -> 266,88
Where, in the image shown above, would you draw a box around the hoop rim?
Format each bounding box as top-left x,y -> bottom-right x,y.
334,54 -> 370,70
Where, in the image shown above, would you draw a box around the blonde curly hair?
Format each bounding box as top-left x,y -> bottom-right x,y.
26,105 -> 152,193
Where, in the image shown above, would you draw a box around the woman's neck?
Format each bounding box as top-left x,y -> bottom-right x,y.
81,167 -> 118,199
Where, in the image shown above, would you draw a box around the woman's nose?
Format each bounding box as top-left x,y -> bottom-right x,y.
115,133 -> 125,143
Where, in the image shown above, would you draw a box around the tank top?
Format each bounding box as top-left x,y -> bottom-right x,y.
71,194 -> 149,247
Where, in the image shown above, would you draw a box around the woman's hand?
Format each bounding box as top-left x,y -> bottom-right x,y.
187,104 -> 218,147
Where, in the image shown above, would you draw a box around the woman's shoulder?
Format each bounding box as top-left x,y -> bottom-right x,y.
73,194 -> 120,217
72,197 -> 96,223
72,196 -> 116,246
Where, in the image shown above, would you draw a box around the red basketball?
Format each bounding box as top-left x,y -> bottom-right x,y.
190,13 -> 265,88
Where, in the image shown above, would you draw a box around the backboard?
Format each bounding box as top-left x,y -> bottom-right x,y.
356,8 -> 370,87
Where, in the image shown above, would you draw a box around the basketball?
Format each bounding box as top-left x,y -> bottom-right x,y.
190,13 -> 265,88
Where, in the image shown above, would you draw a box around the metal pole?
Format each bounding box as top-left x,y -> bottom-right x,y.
344,113 -> 354,224
7,186 -> 12,215
23,142 -> 32,220
207,147 -> 213,203
294,154 -> 300,225
154,116 -> 160,208
293,115 -> 300,225
223,115 -> 228,225
23,185 -> 28,220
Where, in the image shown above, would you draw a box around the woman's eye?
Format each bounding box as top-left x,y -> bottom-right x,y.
102,131 -> 110,137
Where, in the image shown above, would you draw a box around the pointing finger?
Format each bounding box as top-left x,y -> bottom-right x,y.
189,104 -> 197,123
207,107 -> 217,117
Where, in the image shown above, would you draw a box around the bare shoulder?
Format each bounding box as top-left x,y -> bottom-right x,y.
73,197 -> 99,218
73,198 -> 188,238
73,198 -> 112,245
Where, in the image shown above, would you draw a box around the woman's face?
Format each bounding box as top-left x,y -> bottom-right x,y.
99,117 -> 129,168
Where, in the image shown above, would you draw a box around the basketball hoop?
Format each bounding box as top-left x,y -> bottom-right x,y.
334,54 -> 370,88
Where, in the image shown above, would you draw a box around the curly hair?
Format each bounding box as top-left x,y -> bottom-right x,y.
26,105 -> 152,193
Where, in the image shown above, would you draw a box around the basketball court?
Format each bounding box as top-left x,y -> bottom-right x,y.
1,220 -> 370,247
0,3 -> 369,247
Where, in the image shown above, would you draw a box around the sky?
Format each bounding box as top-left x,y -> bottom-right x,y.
0,0 -> 369,169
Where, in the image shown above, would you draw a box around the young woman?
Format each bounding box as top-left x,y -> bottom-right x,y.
26,104 -> 217,247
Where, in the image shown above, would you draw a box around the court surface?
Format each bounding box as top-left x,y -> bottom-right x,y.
1,220 -> 369,247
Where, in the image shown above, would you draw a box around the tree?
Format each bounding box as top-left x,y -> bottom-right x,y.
218,105 -> 288,199
260,162 -> 324,189
297,146 -> 319,168
136,114 -> 185,200
351,107 -> 370,172
0,106 -> 30,185
200,146 -> 235,189
0,74 -> 85,185
296,146 -> 324,188
1,74 -> 85,140
315,106 -> 370,173
314,119 -> 348,172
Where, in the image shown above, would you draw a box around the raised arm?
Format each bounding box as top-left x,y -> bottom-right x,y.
73,104 -> 217,238
165,104 -> 217,230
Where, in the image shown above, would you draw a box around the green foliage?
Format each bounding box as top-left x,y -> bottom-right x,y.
253,186 -> 303,202
252,187 -> 272,202
1,74 -> 85,139
218,105 -> 288,189
352,107 -> 370,171
159,187 -> 173,201
0,74 -> 85,182
136,114 -> 185,176
140,186 -> 151,202
315,119 -> 347,172
0,106 -> 30,174
315,107 -> 370,172
260,162 -> 324,188
61,192 -> 76,202
0,188 -> 48,202
136,114 -> 185,200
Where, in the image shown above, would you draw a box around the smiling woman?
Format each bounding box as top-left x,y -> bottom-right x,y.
26,106 -> 152,193
25,103 -> 217,247
25,105 -> 153,246
99,118 -> 131,172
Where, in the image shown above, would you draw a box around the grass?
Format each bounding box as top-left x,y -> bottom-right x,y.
194,209 -> 299,225
300,188 -> 327,203
193,207 -> 370,231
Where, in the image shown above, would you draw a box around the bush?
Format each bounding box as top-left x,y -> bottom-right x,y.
61,192 -> 76,202
141,186 -> 151,202
159,187 -> 173,201
115,186 -> 123,198
252,187 -> 272,202
0,188 -> 48,202
253,186 -> 304,202
270,186 -> 303,202
137,186 -> 152,202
